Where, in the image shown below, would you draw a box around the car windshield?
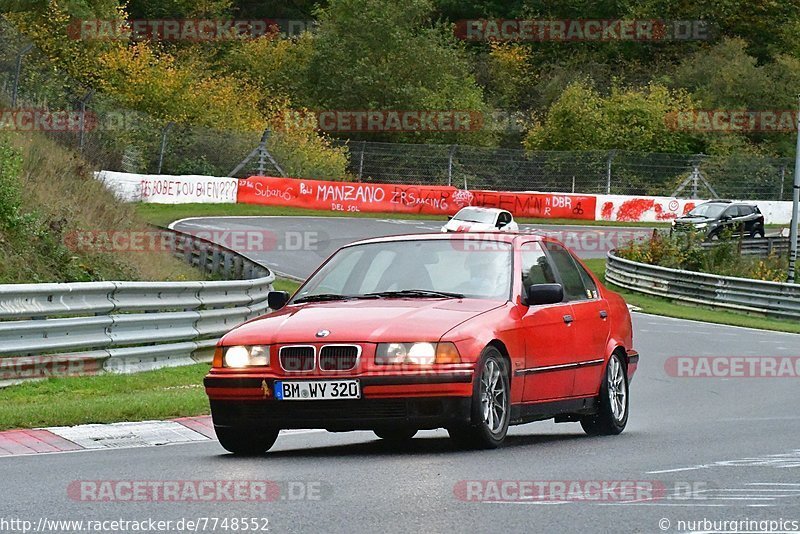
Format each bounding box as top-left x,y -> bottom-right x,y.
453,208 -> 497,224
687,203 -> 727,218
293,239 -> 513,302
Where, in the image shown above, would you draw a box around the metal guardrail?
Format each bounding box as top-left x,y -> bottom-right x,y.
606,251 -> 800,320
0,227 -> 275,384
698,236 -> 790,257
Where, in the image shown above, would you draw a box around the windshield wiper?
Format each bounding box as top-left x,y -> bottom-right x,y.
293,293 -> 370,303
365,289 -> 465,299
293,294 -> 348,303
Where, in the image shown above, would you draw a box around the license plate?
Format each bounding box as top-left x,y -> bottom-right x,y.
274,379 -> 360,401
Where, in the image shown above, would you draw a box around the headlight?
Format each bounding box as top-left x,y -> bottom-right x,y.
223,345 -> 270,368
695,223 -> 707,229
375,342 -> 461,365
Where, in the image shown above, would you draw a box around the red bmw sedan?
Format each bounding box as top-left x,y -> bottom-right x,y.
204,233 -> 638,454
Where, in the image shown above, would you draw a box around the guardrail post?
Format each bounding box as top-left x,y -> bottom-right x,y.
223,254 -> 233,279
198,243 -> 209,274
211,250 -> 222,275
184,235 -> 195,266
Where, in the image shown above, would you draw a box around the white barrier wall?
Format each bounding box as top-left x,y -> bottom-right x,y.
95,171 -> 238,204
93,170 -> 793,224
595,194 -> 794,225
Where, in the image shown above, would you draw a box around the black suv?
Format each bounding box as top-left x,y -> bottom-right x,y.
672,200 -> 765,240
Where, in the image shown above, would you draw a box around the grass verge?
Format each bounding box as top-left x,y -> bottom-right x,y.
0,364 -> 210,431
583,258 -> 800,334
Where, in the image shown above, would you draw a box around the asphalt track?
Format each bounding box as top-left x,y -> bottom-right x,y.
169,216 -> 653,279
2,216 -> 799,534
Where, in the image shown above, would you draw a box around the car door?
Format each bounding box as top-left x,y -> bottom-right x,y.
518,241 -> 577,402
737,205 -> 756,235
543,242 -> 610,398
721,205 -> 739,236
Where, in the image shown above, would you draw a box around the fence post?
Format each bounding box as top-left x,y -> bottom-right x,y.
157,121 -> 175,174
11,44 -> 33,108
447,145 -> 457,187
357,140 -> 366,181
606,150 -> 616,194
788,98 -> 800,283
227,128 -> 285,177
780,164 -> 786,200
78,90 -> 95,152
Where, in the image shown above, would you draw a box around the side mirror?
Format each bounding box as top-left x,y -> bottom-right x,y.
522,284 -> 563,306
268,291 -> 290,310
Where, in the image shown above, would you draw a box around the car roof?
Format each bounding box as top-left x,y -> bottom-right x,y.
347,232 -> 541,248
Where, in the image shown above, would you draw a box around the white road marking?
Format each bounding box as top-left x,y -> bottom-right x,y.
648,466 -> 711,474
648,450 -> 800,474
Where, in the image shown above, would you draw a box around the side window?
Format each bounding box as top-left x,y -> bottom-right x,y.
520,242 -> 557,290
575,262 -> 599,300
723,206 -> 737,218
544,242 -> 593,301
737,205 -> 752,217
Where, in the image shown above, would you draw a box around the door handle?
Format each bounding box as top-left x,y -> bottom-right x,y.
600,310 -> 608,319
563,314 -> 574,324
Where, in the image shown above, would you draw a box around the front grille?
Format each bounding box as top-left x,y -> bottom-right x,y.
319,345 -> 360,371
279,346 -> 315,372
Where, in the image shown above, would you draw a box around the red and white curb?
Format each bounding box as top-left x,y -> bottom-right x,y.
0,417 -> 322,457
0,416 -> 215,457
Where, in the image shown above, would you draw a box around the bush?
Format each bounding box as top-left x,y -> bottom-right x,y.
616,229 -> 790,282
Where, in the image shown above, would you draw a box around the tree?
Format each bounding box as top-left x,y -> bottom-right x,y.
304,0 -> 493,144
524,81 -> 701,153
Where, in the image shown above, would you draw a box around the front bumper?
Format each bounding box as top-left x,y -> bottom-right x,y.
205,372 -> 474,431
209,397 -> 472,431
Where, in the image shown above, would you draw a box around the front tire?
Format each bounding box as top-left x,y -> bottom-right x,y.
449,347 -> 510,449
581,353 -> 629,436
216,427 -> 279,455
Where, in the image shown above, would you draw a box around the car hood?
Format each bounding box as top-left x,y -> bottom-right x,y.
221,298 -> 505,345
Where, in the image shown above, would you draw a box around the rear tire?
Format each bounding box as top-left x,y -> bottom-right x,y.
581,353 -> 629,436
216,427 -> 279,455
373,428 -> 417,441
448,347 -> 510,449
751,227 -> 765,238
